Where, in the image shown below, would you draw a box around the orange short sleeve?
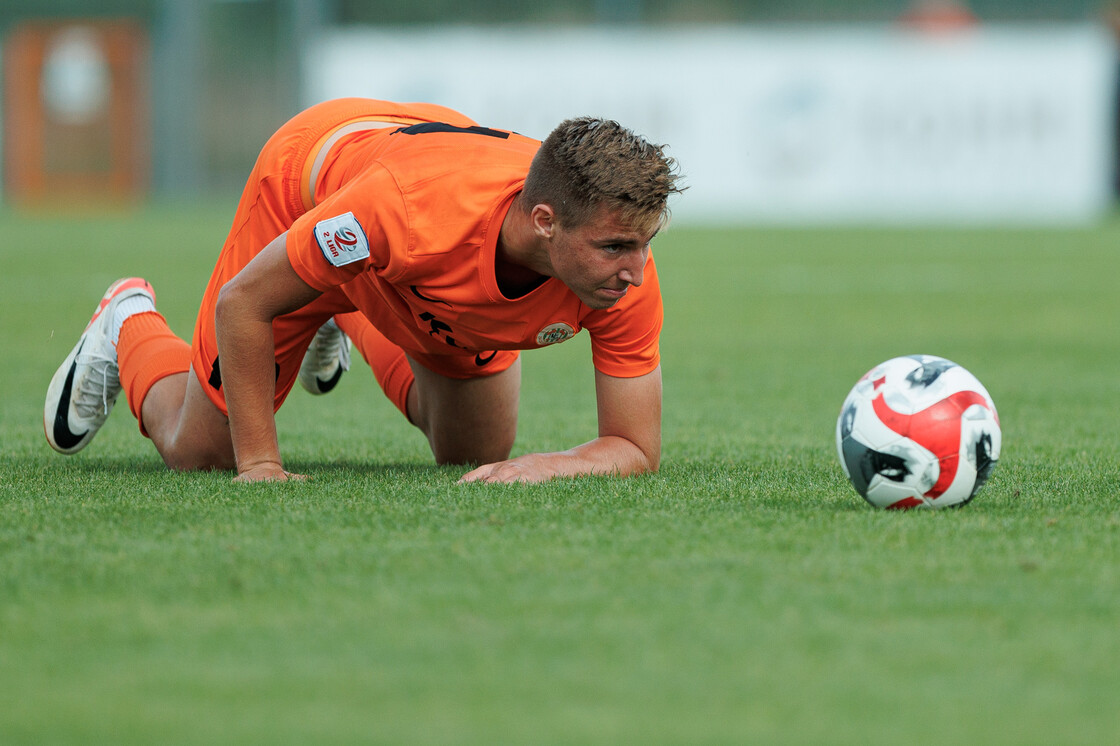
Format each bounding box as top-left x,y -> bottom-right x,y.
584,253 -> 663,378
285,163 -> 406,292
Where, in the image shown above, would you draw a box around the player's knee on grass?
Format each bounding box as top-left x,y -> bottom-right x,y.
407,356 -> 520,467
161,446 -> 237,473
426,424 -> 516,467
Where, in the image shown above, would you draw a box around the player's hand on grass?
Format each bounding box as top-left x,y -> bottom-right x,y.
233,462 -> 308,483
459,454 -> 556,484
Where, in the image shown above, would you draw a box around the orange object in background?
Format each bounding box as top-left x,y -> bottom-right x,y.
3,20 -> 148,205
898,0 -> 979,32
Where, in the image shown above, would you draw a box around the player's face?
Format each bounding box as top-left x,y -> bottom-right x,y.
548,208 -> 656,310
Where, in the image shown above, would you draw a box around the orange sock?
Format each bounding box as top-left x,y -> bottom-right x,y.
117,311 -> 191,437
335,311 -> 414,419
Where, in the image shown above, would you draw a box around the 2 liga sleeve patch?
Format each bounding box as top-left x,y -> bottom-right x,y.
314,212 -> 371,267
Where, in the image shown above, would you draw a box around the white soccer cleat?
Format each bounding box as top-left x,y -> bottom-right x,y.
44,277 -> 156,454
298,317 -> 352,395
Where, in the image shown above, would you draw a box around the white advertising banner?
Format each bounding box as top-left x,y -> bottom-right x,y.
305,25 -> 1117,224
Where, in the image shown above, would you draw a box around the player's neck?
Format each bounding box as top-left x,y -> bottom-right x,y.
496,201 -> 551,298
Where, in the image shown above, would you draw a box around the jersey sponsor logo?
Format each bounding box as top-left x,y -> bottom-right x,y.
475,351 -> 497,367
409,285 -> 452,307
536,322 -> 576,346
418,312 -> 463,348
315,212 -> 370,267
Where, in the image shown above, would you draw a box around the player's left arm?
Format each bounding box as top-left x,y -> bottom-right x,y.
459,365 -> 661,483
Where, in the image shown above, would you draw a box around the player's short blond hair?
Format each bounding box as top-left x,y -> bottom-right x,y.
522,117 -> 683,233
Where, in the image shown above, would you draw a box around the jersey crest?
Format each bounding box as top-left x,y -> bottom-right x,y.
536,322 -> 576,346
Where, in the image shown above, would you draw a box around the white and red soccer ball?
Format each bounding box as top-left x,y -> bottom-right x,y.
836,355 -> 1001,510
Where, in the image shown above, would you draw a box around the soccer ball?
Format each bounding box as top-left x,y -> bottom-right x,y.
836,355 -> 1001,510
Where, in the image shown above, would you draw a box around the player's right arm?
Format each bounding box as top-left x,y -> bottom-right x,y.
214,231 -> 322,482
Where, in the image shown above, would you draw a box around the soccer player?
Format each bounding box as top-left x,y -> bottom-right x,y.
44,98 -> 682,484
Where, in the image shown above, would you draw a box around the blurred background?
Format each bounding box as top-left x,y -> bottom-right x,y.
2,0 -> 1118,224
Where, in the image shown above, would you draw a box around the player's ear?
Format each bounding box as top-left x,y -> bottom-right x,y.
530,203 -> 556,239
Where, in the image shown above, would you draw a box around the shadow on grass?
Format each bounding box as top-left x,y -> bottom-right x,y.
8,454 -> 458,482
6,453 -> 892,515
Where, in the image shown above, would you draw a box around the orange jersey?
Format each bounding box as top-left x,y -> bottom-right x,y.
285,119 -> 664,379
193,99 -> 662,415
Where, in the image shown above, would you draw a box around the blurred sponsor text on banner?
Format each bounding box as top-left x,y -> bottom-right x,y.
307,25 -> 1116,225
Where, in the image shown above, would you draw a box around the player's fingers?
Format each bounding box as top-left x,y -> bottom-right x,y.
233,465 -> 307,483
465,463 -> 533,484
458,463 -> 496,483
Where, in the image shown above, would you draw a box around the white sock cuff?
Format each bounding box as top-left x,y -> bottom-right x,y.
112,295 -> 157,345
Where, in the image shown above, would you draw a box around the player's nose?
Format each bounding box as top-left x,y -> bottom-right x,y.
619,249 -> 646,287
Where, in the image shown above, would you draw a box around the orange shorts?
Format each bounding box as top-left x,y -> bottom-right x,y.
189,98 -> 516,415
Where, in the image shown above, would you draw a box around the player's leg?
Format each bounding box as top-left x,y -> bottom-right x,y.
132,369 -> 235,471
334,312 -> 520,464
145,101 -> 342,468
406,356 -> 521,466
57,102 -> 319,467
43,276 -> 234,470
113,295 -> 234,470
334,311 -> 414,419
121,287 -> 350,472
103,125 -> 283,470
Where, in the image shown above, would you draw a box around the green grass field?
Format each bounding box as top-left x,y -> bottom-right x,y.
1,205 -> 1117,744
